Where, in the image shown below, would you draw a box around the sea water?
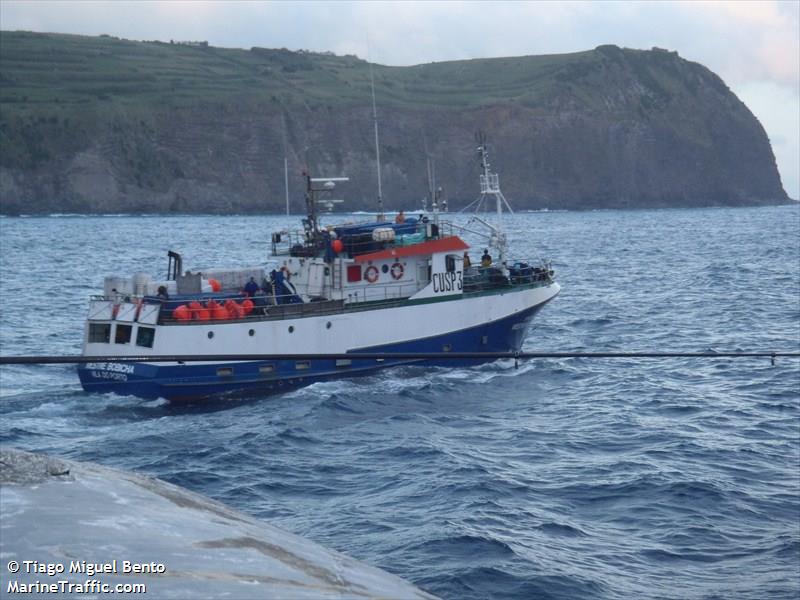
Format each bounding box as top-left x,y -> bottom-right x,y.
1,206 -> 798,599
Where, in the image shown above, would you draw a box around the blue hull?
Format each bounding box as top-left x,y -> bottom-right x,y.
78,303 -> 544,402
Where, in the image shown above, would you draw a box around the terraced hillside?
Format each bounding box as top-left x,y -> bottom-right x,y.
0,31 -> 790,213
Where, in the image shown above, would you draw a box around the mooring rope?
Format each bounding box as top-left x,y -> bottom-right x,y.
1,351 -> 798,367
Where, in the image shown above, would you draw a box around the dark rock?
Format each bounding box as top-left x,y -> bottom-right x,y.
0,448 -> 73,484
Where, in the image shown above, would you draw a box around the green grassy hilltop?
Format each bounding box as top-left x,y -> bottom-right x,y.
0,31 -> 609,107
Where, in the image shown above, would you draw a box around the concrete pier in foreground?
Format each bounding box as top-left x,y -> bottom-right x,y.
0,448 -> 436,599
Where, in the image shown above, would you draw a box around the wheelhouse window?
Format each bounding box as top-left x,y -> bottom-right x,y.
115,324 -> 132,344
135,326 -> 156,348
88,323 -> 111,344
445,255 -> 457,272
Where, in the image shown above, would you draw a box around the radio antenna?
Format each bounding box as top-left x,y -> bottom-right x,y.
369,56 -> 385,221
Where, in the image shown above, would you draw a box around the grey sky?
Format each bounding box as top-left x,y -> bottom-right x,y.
2,0 -> 798,198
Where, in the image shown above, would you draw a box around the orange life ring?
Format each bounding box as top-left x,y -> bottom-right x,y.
364,265 -> 379,283
390,262 -> 404,280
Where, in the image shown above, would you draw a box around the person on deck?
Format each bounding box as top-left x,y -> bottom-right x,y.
481,249 -> 492,268
243,277 -> 260,297
395,210 -> 406,224
156,285 -> 170,300
463,252 -> 472,268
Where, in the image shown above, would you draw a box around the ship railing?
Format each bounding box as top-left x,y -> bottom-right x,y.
89,288 -> 415,325
462,259 -> 555,293
271,230 -> 312,257
152,285 -> 420,324
149,294 -> 344,324
340,281 -> 421,307
165,278 -> 435,321
90,294 -> 151,304
87,294 -> 162,324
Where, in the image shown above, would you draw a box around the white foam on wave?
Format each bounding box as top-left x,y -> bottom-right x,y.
0,386 -> 26,398
285,378 -> 354,399
27,401 -> 72,416
142,398 -> 169,408
437,360 -> 540,384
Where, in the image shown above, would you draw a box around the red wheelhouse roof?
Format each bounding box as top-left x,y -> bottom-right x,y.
354,236 -> 470,263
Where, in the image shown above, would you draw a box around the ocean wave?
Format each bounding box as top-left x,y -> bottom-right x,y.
2,206 -> 799,600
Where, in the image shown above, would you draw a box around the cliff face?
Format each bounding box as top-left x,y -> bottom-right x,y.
0,34 -> 790,214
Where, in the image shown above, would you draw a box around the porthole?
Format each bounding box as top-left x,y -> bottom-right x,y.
288,326 -> 294,333
208,331 -> 214,339
248,329 -> 255,337
326,321 -> 332,329
381,264 -> 389,274
443,344 -> 452,352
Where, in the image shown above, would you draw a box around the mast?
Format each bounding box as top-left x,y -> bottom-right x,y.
427,156 -> 436,209
303,172 -> 349,245
284,157 -> 290,216
369,60 -> 384,220
282,115 -> 290,215
427,156 -> 437,225
303,171 -> 318,239
476,135 -> 514,266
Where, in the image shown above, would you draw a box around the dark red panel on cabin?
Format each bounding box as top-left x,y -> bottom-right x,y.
347,265 -> 362,282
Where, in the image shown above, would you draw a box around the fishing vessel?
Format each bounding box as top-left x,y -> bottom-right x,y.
78,143 -> 560,401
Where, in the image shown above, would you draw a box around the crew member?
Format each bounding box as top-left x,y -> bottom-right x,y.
481,249 -> 492,268
244,276 -> 260,297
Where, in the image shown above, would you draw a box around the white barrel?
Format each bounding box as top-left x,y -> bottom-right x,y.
104,276 -> 133,297
104,276 -> 124,297
132,272 -> 152,296
372,227 -> 396,242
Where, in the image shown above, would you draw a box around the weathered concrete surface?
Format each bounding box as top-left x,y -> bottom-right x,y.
0,448 -> 436,599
